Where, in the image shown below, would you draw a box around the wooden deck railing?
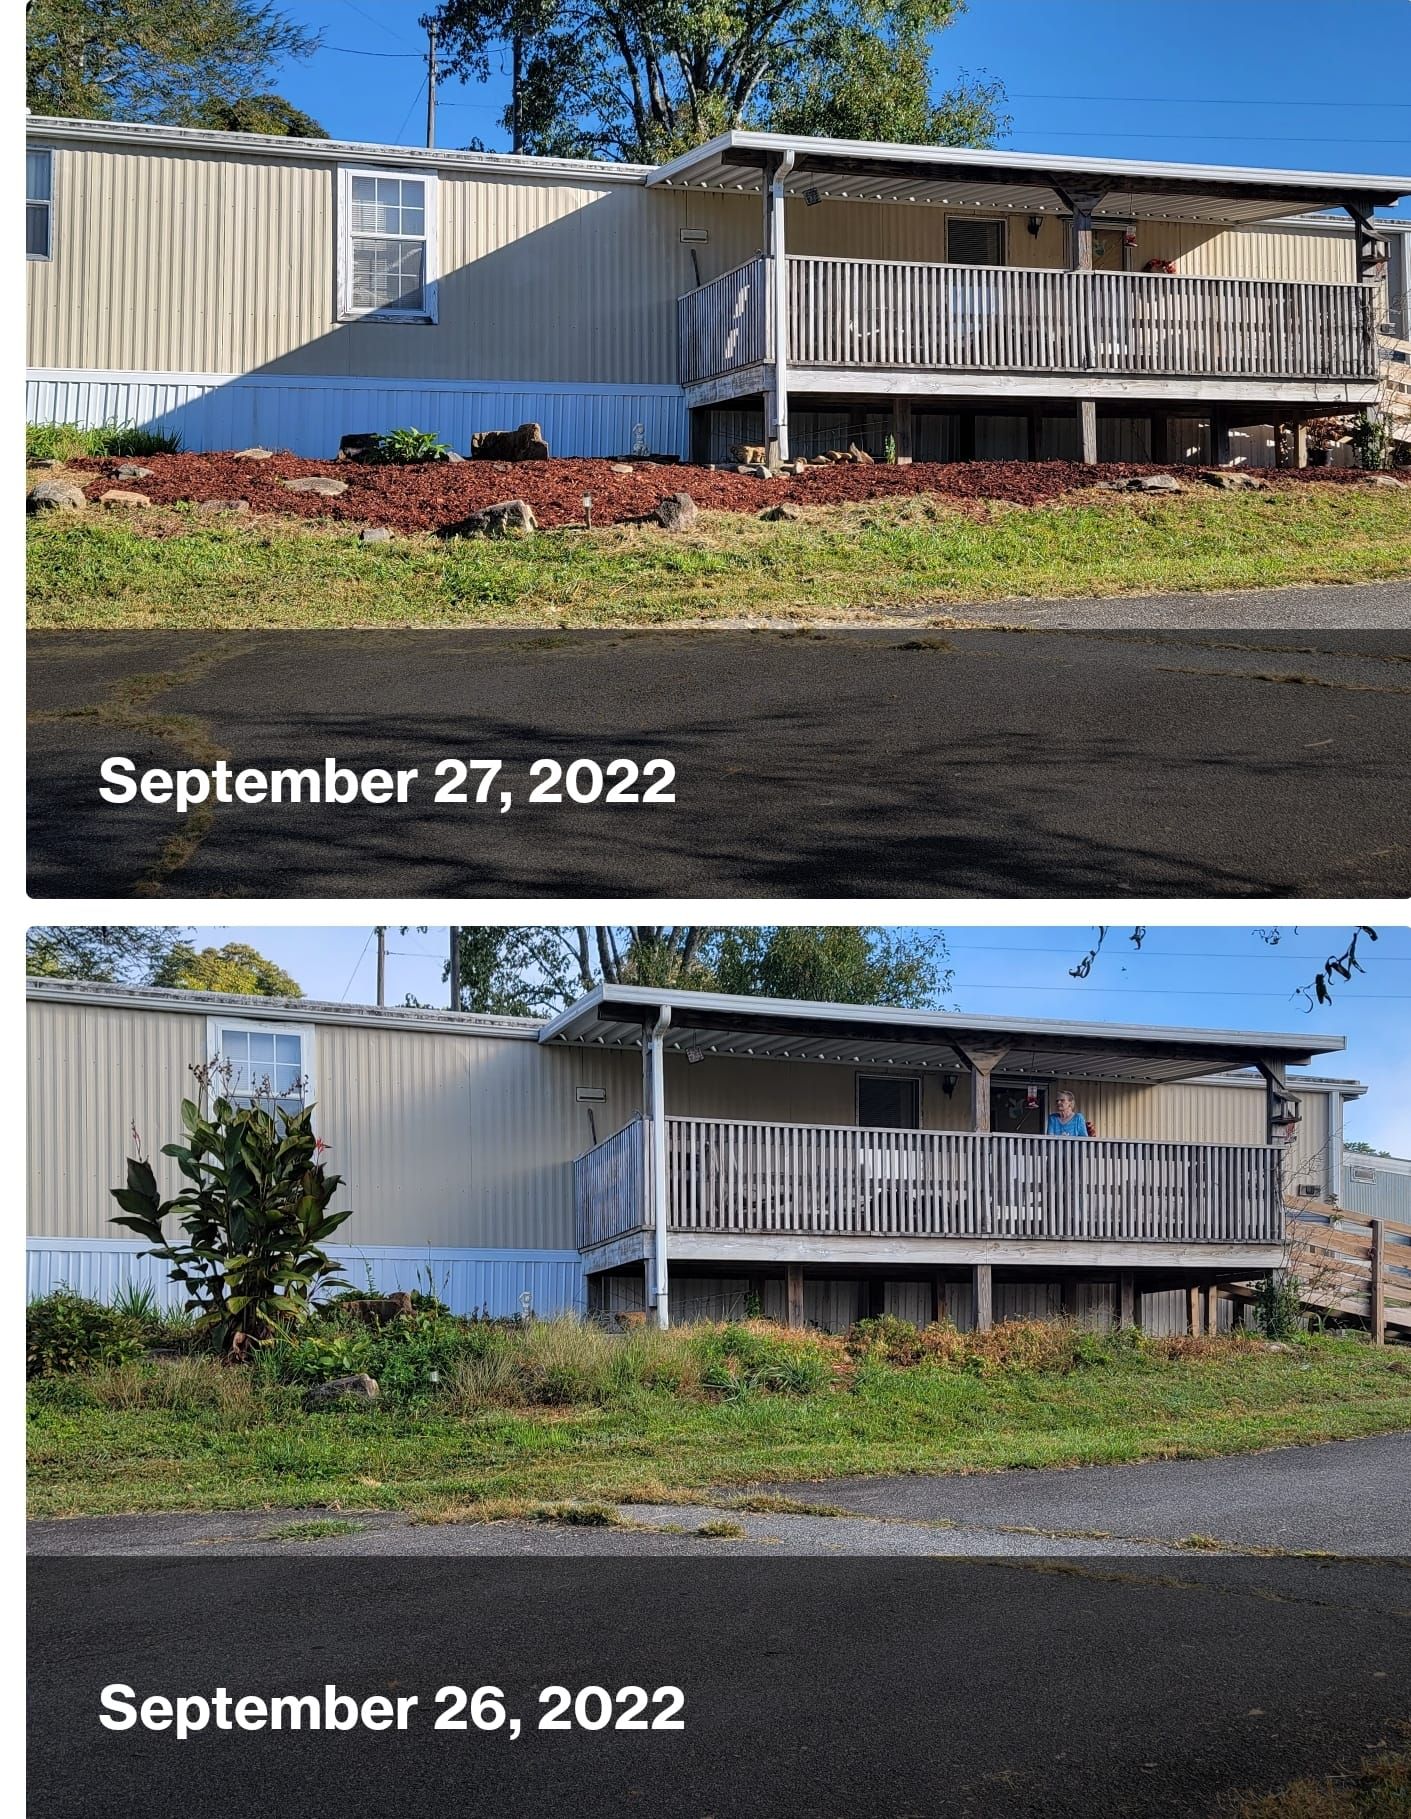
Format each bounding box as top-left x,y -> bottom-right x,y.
677,257 -> 1378,385
1286,1206 -> 1411,1341
663,1118 -> 1284,1246
677,257 -> 767,384
574,1117 -> 646,1251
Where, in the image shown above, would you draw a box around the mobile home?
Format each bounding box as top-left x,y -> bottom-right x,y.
27,978 -> 1364,1335
25,117 -> 1411,466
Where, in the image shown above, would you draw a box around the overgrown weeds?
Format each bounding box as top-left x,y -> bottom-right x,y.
27,421 -> 182,461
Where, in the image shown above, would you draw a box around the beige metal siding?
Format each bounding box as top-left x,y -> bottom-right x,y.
28,137 -> 694,384
26,999 -> 639,1250
28,134 -> 1357,382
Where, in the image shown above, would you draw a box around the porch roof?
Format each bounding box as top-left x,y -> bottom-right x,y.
647,131 -> 1411,225
538,985 -> 1345,1085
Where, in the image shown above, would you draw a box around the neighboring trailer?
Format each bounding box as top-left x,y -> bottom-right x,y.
1342,1151 -> 1411,1223
25,118 -> 1411,461
27,980 -> 1363,1330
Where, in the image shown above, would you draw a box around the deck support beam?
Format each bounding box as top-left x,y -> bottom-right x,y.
1187,1283 -> 1203,1336
786,1262 -> 805,1330
931,1272 -> 947,1327
972,1263 -> 993,1333
953,1042 -> 1010,1133
644,1006 -> 672,1328
1077,400 -> 1098,465
763,150 -> 795,464
891,396 -> 914,463
1058,184 -> 1107,464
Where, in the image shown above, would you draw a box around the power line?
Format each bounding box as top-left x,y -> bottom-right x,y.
393,73 -> 428,145
337,929 -> 374,1003
1008,128 -> 1410,146
1013,91 -> 1411,110
336,0 -> 416,46
323,42 -> 425,58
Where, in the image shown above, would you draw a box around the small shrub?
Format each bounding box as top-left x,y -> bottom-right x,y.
846,1314 -> 924,1365
26,1289 -> 145,1377
691,1321 -> 836,1396
1253,1274 -> 1306,1341
110,1282 -> 161,1327
367,427 -> 453,464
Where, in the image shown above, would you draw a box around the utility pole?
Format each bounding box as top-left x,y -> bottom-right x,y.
375,927 -> 386,1007
426,22 -> 437,150
511,32 -> 523,153
449,927 -> 460,1011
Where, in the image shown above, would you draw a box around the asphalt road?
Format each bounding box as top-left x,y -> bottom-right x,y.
28,1554 -> 1411,1818
27,615 -> 1411,897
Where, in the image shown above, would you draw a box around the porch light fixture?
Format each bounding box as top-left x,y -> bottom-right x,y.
1027,214 -> 1043,237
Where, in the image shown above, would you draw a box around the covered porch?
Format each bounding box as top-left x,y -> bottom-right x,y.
653,132 -> 1409,463
544,987 -> 1346,1331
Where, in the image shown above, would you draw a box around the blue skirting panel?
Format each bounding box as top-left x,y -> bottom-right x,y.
26,1239 -> 586,1320
26,368 -> 691,462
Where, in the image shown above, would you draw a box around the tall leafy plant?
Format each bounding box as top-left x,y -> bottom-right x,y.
110,1066 -> 352,1352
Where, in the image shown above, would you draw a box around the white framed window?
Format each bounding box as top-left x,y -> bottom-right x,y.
205,1017 -> 317,1115
337,166 -> 437,322
27,148 -> 53,261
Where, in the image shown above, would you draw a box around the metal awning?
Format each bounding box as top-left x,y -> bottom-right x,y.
538,985 -> 1345,1084
648,131 -> 1411,225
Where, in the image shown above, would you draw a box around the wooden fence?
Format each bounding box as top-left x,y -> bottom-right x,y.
1288,1206 -> 1411,1343
1381,335 -> 1411,440
677,257 -> 1378,384
662,1119 -> 1283,1247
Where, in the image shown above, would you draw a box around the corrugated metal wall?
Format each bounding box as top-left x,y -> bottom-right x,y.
26,1238 -> 584,1318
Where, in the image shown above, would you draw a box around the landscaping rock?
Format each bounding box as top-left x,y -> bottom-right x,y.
734,464 -> 771,478
611,463 -> 635,475
448,498 -> 538,537
99,489 -> 152,508
233,446 -> 275,460
1202,470 -> 1265,490
198,497 -> 250,514
336,432 -> 383,462
1129,472 -> 1184,492
360,526 -> 394,543
444,449 -> 467,463
114,463 -> 154,480
470,422 -> 550,461
1367,473 -> 1408,488
730,442 -> 768,466
760,502 -> 802,521
654,491 -> 699,531
303,1372 -> 380,1408
27,479 -> 86,512
282,475 -> 349,497
848,443 -> 874,464
27,457 -> 60,469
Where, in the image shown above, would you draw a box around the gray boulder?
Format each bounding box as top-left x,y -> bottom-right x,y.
233,446 -> 275,460
1202,470 -> 1265,491
1129,473 -> 1184,492
760,502 -> 802,521
303,1372 -> 380,1408
282,475 -> 349,497
99,489 -> 152,508
198,497 -> 250,514
448,498 -> 537,537
114,463 -> 155,480
27,479 -> 86,512
654,491 -> 699,531
360,526 -> 394,543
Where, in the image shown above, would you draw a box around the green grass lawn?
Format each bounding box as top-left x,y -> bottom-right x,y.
27,486 -> 1411,629
27,1331 -> 1411,1522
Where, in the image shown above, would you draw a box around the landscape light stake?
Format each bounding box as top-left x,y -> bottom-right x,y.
583,493 -> 593,528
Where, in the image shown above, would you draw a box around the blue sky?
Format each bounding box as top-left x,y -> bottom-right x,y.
270,0 -> 1411,215
185,923 -> 1411,1154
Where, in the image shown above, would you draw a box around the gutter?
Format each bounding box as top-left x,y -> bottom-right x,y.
648,1004 -> 672,1330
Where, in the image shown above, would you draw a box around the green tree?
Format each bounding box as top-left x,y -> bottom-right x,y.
429,0 -> 1007,162
448,927 -> 578,1016
26,925 -> 187,983
150,941 -> 302,997
190,92 -> 328,137
26,0 -> 317,126
708,926 -> 949,1005
1345,1140 -> 1391,1158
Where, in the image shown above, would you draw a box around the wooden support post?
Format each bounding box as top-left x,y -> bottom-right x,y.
931,1272 -> 947,1328
891,397 -> 914,465
1119,1271 -> 1136,1329
953,1042 -> 1009,1134
786,1263 -> 805,1331
1077,399 -> 1098,466
1371,1219 -> 1386,1346
1293,421 -> 1309,470
1203,1285 -> 1218,1336
973,1263 -> 993,1334
1187,1283 -> 1202,1337
1274,421 -> 1288,470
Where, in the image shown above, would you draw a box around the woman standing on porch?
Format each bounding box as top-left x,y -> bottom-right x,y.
1047,1091 -> 1093,1138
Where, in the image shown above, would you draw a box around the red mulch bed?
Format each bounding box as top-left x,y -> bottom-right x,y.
65,451 -> 1386,534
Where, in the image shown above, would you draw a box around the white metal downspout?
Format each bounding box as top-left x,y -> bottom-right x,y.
769,149 -> 796,464
647,1005 -> 672,1329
